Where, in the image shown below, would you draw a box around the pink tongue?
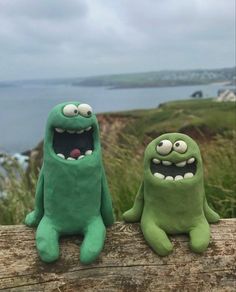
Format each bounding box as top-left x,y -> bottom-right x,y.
70,148 -> 81,158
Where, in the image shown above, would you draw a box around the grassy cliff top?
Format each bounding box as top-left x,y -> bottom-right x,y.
103,98 -> 235,141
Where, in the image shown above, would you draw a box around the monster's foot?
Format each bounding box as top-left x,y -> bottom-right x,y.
25,210 -> 42,227
141,220 -> 173,256
80,217 -> 106,264
189,220 -> 210,253
36,217 -> 59,263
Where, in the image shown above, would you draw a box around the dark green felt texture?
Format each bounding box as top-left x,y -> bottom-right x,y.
25,102 -> 114,264
123,133 -> 220,256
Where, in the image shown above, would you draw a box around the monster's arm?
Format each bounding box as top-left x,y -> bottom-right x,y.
101,165 -> 115,227
203,196 -> 220,223
25,167 -> 44,227
123,181 -> 144,222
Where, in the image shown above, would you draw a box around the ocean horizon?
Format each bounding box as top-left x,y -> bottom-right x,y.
0,82 -> 232,154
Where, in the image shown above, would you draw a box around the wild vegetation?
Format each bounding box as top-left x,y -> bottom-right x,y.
0,99 -> 235,224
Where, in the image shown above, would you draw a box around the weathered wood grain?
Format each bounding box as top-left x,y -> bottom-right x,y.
0,220 -> 235,291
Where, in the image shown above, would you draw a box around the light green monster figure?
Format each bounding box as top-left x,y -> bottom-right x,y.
25,102 -> 114,264
123,133 -> 220,256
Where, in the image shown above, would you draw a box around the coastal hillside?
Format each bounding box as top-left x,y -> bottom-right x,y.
75,67 -> 236,89
0,99 -> 235,224
1,67 -> 234,90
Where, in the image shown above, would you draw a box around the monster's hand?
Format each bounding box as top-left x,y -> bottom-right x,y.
204,198 -> 220,223
101,165 -> 115,227
103,208 -> 115,227
101,191 -> 115,227
123,182 -> 144,223
25,210 -> 42,227
123,208 -> 141,222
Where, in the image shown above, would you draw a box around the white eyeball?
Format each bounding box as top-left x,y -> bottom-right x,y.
78,103 -> 93,117
156,140 -> 172,155
63,104 -> 79,117
173,140 -> 188,153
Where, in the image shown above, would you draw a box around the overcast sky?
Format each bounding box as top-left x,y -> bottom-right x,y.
0,0 -> 235,81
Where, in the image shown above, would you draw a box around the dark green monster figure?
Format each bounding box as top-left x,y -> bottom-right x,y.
25,102 -> 114,264
123,133 -> 220,256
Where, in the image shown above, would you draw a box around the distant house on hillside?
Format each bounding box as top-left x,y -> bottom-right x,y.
216,89 -> 236,102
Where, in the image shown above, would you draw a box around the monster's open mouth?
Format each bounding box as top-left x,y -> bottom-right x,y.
150,157 -> 197,181
52,126 -> 94,160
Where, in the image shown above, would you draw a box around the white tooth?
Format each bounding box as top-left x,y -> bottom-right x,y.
85,150 -> 92,155
187,157 -> 195,164
184,172 -> 194,178
55,128 -> 64,133
152,158 -> 160,164
85,126 -> 92,131
67,157 -> 75,160
175,175 -> 183,181
176,161 -> 186,167
165,176 -> 174,180
154,172 -> 165,179
67,130 -> 75,134
57,153 -> 65,159
78,155 -> 85,159
162,160 -> 172,166
77,129 -> 84,134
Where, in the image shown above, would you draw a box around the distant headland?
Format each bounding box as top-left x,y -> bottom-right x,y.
0,67 -> 235,90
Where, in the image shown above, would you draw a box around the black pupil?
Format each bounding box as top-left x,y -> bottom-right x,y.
175,142 -> 180,147
159,142 -> 163,147
74,109 -> 78,114
87,111 -> 91,115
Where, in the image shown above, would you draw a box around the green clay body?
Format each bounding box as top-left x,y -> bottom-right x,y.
25,102 -> 114,264
123,133 -> 220,256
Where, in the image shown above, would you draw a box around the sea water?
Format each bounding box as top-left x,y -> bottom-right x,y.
0,82 -> 230,153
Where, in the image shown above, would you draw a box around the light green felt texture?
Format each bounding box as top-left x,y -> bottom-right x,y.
123,133 -> 220,256
25,102 -> 114,264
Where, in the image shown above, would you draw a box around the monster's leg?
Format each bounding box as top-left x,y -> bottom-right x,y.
189,219 -> 210,253
36,216 -> 60,262
203,197 -> 220,223
25,167 -> 44,227
123,182 -> 144,222
101,165 -> 115,226
141,218 -> 173,256
80,216 -> 106,264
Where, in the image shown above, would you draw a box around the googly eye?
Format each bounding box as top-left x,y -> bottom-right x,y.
173,140 -> 188,153
156,140 -> 172,155
78,103 -> 93,118
63,104 -> 79,117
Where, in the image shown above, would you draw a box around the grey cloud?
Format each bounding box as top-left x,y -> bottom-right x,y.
0,0 -> 234,80
0,0 -> 87,20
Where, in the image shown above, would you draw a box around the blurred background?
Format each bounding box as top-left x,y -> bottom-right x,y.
0,0 -> 235,223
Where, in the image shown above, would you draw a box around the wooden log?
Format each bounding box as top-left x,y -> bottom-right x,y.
0,219 -> 235,291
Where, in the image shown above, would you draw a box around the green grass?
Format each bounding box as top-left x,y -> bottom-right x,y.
202,136 -> 236,218
0,158 -> 37,224
0,99 -> 235,224
102,133 -> 143,219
